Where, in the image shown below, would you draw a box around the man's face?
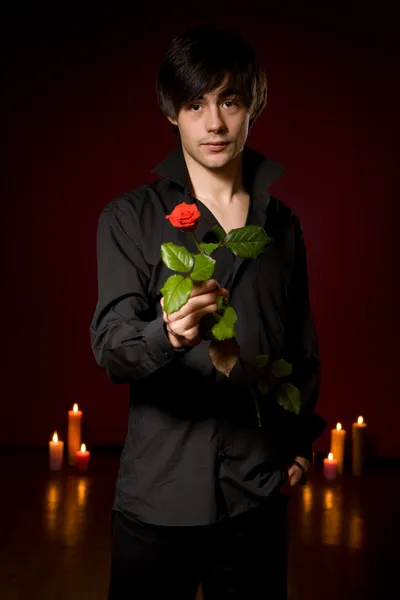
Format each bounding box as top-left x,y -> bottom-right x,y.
168,81 -> 251,171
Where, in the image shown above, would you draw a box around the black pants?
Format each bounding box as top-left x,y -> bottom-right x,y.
108,495 -> 289,600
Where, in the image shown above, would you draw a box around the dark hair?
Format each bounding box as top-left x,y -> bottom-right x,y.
156,24 -> 267,128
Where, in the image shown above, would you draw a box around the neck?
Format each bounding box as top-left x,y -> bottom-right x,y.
183,147 -> 245,206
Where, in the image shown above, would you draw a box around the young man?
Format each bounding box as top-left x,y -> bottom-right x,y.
90,23 -> 324,600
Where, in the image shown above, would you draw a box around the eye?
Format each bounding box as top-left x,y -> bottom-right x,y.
190,104 -> 202,112
223,99 -> 238,108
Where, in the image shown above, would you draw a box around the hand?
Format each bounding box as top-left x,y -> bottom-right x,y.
287,456 -> 310,487
161,279 -> 228,349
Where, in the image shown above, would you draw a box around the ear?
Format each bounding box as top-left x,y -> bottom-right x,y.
167,115 -> 178,126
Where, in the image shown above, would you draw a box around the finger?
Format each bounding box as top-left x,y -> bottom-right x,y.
167,324 -> 200,347
165,326 -> 185,344
289,468 -> 302,487
182,326 -> 201,346
171,303 -> 218,333
168,293 -> 219,322
216,287 -> 229,297
170,306 -> 217,337
190,279 -> 219,298
294,457 -> 310,472
291,474 -> 301,487
165,284 -> 227,322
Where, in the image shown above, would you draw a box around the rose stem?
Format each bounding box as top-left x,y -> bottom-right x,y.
191,232 -> 205,254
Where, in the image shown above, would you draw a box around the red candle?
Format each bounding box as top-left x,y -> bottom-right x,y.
323,452 -> 337,480
75,443 -> 90,471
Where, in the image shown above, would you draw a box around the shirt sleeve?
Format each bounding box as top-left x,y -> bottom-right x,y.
284,214 -> 325,461
89,197 -> 178,384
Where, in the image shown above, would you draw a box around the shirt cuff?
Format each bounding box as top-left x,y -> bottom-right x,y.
143,317 -> 177,365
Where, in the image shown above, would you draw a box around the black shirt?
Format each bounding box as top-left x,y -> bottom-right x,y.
90,144 -> 324,526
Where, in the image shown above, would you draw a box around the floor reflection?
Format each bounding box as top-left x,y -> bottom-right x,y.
77,477 -> 88,507
348,511 -> 363,549
45,474 -> 90,547
322,486 -> 343,545
45,478 -> 62,538
300,484 -> 314,544
299,481 -> 365,550
63,476 -> 90,546
3,449 -> 396,600
302,484 -> 313,514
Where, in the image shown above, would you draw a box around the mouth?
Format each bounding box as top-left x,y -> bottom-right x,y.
202,141 -> 230,152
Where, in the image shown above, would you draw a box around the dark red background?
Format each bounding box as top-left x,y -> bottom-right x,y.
2,4 -> 399,457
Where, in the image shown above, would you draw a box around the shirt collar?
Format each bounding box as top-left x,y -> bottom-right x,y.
151,143 -> 286,195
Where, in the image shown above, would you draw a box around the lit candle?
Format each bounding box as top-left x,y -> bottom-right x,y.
352,416 -> 367,475
68,403 -> 82,465
75,443 -> 90,471
330,422 -> 346,474
323,452 -> 337,480
49,431 -> 64,471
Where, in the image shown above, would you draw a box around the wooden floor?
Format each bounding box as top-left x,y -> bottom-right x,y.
1,448 -> 399,600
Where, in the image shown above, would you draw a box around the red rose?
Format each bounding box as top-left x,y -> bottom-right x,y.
166,202 -> 201,232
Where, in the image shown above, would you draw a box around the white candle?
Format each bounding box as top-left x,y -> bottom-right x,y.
352,416 -> 367,475
330,422 -> 346,474
68,403 -> 82,465
49,431 -> 64,471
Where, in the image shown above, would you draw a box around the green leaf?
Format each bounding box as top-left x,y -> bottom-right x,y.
199,242 -> 220,254
225,225 -> 273,259
211,306 -> 237,340
271,359 -> 293,378
216,295 -> 225,312
191,253 -> 216,281
277,383 -> 301,415
161,243 -> 194,272
161,275 -> 193,315
247,355 -> 268,381
209,225 -> 226,241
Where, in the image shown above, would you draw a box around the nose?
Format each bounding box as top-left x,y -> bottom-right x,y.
205,105 -> 227,134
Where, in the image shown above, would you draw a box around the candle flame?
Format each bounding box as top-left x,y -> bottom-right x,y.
328,452 -> 334,461
336,423 -> 342,431
52,432 -> 58,442
81,443 -> 86,452
73,403 -> 79,412
358,416 -> 364,424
